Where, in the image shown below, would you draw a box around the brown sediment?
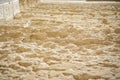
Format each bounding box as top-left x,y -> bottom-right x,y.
0,2 -> 120,80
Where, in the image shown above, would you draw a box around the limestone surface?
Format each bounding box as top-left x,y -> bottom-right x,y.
0,2 -> 120,80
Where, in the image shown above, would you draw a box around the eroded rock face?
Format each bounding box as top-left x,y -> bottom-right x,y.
19,0 -> 40,10
0,2 -> 120,80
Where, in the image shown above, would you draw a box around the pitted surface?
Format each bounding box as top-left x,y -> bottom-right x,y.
0,2 -> 120,80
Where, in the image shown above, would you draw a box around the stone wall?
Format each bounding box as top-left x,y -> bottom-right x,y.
0,0 -> 20,20
0,0 -> 41,20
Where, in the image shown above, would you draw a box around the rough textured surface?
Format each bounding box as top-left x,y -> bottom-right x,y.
0,2 -> 120,80
19,0 -> 40,10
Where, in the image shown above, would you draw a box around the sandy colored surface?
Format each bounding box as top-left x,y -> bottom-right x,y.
0,2 -> 120,80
